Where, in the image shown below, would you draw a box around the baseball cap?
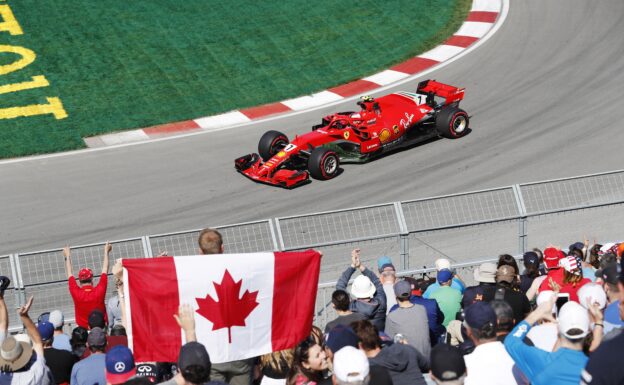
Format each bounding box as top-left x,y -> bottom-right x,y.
178,342 -> 211,372
437,269 -> 453,284
393,280 -> 412,300
106,345 -> 136,385
377,256 -> 392,272
87,327 -> 107,347
577,283 -> 607,310
88,309 -> 106,329
325,325 -> 359,354
523,251 -> 539,266
475,262 -> 497,283
596,262 -> 618,285
78,268 -> 93,281
333,346 -> 370,383
464,302 -> 497,331
350,275 -> 376,299
496,265 -> 516,283
48,310 -> 64,329
135,363 -> 158,383
380,263 -> 395,273
435,258 -> 451,271
599,242 -> 618,256
536,290 -> 557,314
559,256 -> 581,276
544,247 -> 565,269
430,343 -> 466,381
558,301 -> 590,339
37,321 -> 54,341
569,242 -> 585,252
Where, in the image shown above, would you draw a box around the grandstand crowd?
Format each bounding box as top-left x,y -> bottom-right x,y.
0,228 -> 623,385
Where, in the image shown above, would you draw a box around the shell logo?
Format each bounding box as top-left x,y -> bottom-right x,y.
343,131 -> 350,140
393,125 -> 400,135
277,151 -> 286,158
379,128 -> 391,143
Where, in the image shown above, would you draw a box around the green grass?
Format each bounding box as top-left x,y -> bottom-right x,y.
0,0 -> 471,158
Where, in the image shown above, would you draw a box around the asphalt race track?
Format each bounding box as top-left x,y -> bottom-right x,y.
2,0 -> 624,256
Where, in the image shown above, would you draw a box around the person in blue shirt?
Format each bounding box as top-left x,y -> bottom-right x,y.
423,258 -> 465,298
504,294 -> 590,385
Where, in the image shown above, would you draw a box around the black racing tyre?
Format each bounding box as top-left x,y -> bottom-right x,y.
258,130 -> 289,161
307,147 -> 340,180
435,107 -> 469,139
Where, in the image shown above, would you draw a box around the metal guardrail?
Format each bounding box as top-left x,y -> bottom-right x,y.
3,169 -> 624,331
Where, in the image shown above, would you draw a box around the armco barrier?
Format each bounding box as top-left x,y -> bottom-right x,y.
4,169 -> 624,331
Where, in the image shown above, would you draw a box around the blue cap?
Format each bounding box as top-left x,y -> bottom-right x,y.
105,345 -> 136,384
464,301 -> 497,330
377,256 -> 392,272
37,321 -> 54,341
437,269 -> 453,283
523,251 -> 539,266
325,324 -> 359,353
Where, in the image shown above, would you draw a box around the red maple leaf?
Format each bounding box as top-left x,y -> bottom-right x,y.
195,269 -> 259,343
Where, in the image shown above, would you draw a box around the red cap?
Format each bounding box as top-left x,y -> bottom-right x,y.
78,268 -> 93,281
543,247 -> 564,269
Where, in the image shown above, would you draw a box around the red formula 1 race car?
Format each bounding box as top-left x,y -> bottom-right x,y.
235,79 -> 470,188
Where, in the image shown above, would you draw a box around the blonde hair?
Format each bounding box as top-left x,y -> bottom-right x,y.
260,349 -> 294,372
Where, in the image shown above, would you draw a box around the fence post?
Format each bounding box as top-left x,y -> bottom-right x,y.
13,253 -> 25,307
141,236 -> 154,258
512,185 -> 528,254
268,219 -> 282,251
393,202 -> 410,270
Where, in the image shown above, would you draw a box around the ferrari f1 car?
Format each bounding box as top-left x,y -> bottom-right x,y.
235,79 -> 469,188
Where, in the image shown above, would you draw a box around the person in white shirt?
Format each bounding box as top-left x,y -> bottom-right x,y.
463,301 -> 518,385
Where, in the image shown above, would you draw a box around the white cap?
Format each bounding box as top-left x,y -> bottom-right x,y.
435,258 -> 451,271
537,290 -> 557,314
577,283 -> 607,310
48,310 -> 64,328
14,333 -> 32,346
558,301 -> 590,339
333,346 -> 370,383
350,275 -> 376,299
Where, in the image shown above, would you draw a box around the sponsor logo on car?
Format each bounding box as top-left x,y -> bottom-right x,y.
400,112 -> 414,129
277,151 -> 286,158
343,131 -> 350,140
392,125 -> 400,135
379,128 -> 391,143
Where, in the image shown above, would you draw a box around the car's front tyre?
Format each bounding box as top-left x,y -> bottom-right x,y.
308,147 -> 340,180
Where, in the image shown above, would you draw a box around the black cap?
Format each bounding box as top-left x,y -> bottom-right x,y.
431,344 -> 466,381
596,262 -> 619,285
178,342 -> 211,372
88,309 -> 106,329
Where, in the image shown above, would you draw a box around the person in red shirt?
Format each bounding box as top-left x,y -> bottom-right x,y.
64,242 -> 110,328
539,247 -> 566,293
557,255 -> 591,303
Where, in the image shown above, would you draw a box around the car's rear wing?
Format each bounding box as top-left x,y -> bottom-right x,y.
417,79 -> 465,105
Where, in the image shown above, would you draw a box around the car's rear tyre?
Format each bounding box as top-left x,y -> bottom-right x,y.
308,147 -> 340,180
258,130 -> 289,161
436,107 -> 469,139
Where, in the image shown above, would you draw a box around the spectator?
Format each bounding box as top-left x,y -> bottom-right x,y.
48,310 -> 72,352
324,290 -> 366,333
519,252 -> 542,294
423,259 -> 465,298
581,256 -> 624,385
556,255 -> 591,302
505,295 -> 590,385
494,265 -> 531,325
537,247 -> 566,294
159,342 -> 223,385
105,345 -> 136,385
69,327 -> 88,359
88,309 -> 106,330
497,254 -> 520,288
106,277 -> 124,330
39,320 -> 78,385
429,270 -> 462,328
489,300 -> 514,341
524,290 -> 558,352
70,327 -> 107,385
108,325 -> 129,349
325,325 -> 359,363
258,349 -> 294,385
377,258 -> 397,314
351,320 -> 429,385
336,249 -> 387,331
595,262 -> 624,335
0,295 -> 53,385
286,337 -> 328,385
384,280 -> 430,359
389,277 -> 445,345
64,243 -> 110,329
462,263 -> 497,308
332,346 -> 369,384
429,344 -> 466,385
462,302 -> 517,385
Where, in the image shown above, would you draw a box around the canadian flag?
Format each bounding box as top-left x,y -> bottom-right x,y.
122,250 -> 321,363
